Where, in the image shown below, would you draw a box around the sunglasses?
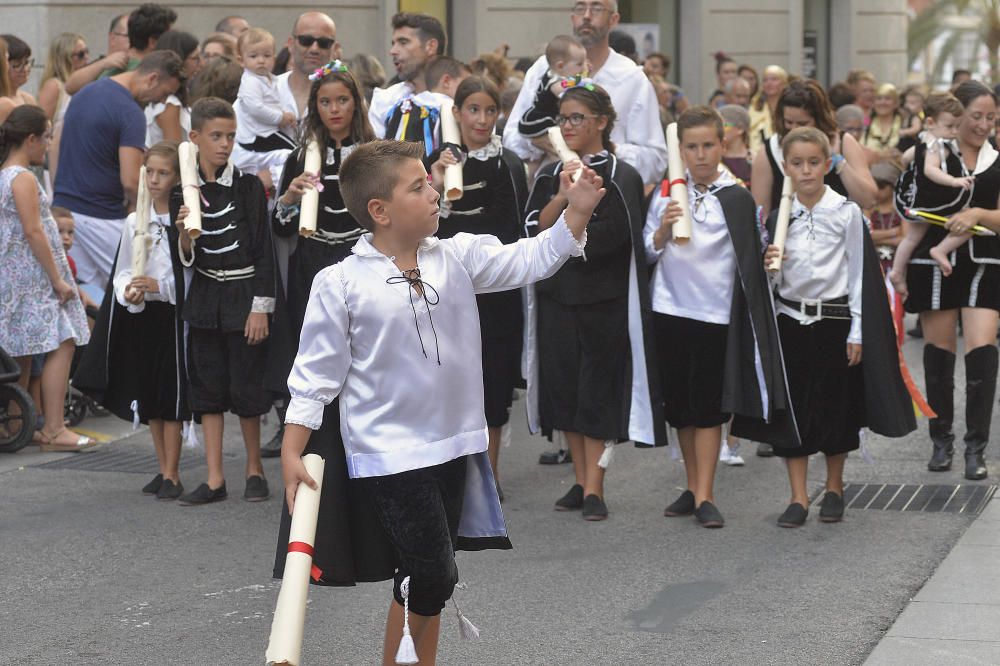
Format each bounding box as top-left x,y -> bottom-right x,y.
72,48 -> 90,60
295,35 -> 335,50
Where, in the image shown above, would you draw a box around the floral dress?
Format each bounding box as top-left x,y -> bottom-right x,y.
0,165 -> 89,356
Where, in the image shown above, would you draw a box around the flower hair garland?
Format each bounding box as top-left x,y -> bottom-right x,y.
559,75 -> 596,94
309,60 -> 349,82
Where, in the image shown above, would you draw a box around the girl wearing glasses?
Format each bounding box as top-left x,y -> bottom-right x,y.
0,35 -> 35,124
525,81 -> 665,521
426,75 -> 529,498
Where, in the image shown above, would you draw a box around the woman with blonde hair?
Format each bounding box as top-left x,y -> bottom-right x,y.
748,65 -> 787,153
38,33 -> 90,186
863,83 -> 903,160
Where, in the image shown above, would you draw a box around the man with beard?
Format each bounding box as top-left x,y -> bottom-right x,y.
503,0 -> 666,185
368,12 -> 447,139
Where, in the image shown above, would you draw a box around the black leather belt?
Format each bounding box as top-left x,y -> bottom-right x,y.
776,294 -> 851,320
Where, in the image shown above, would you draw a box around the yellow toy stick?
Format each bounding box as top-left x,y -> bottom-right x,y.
904,208 -> 996,236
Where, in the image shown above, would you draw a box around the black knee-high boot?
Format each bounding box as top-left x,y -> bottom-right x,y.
964,345 -> 997,480
924,345 -> 956,471
261,402 -> 286,458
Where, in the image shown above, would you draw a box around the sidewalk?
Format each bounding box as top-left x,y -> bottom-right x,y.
866,495 -> 1000,664
0,411 -> 141,475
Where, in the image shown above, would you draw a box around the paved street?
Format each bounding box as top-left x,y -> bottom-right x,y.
1,321 -> 996,665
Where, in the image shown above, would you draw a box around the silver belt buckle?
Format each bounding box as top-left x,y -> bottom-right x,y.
216,269 -> 230,282
801,297 -> 822,318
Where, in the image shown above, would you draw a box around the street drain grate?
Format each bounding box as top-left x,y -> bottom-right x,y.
32,448 -> 227,474
812,483 -> 997,515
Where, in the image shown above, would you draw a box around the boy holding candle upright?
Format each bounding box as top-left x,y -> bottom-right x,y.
173,97 -> 277,506
763,127 -> 914,527
645,105 -> 792,528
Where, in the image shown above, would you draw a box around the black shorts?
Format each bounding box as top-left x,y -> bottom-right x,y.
537,294 -> 629,440
905,246 -> 1000,313
186,327 -> 271,417
654,313 -> 731,430
360,456 -> 467,617
773,315 -> 863,458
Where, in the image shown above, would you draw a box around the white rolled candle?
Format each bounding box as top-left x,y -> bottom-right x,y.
665,123 -> 692,244
439,99 -> 464,201
265,454 -> 326,666
769,176 -> 794,271
131,165 -> 151,277
299,140 -> 322,237
546,126 -> 582,182
178,142 -> 202,239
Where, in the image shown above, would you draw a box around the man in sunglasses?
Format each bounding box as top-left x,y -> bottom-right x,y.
368,12 -> 447,139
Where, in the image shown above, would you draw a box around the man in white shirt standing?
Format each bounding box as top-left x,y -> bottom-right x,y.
367,13 -> 446,138
503,0 -> 667,185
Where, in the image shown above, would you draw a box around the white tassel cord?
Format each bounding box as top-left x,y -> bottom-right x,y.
450,584 -> 480,640
668,428 -> 681,461
395,576 -> 419,665
130,400 -> 140,430
597,440 -> 615,469
183,418 -> 200,450
859,428 -> 874,464
501,422 -> 512,448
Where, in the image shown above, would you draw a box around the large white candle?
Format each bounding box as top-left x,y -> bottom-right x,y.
546,126 -> 582,182
178,142 -> 202,239
769,176 -> 794,271
299,140 -> 322,237
665,123 -> 691,244
131,165 -> 151,277
439,99 -> 464,201
265,454 -> 326,666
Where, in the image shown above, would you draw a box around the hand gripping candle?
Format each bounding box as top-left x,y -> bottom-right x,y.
546,126 -> 583,182
768,176 -> 794,271
131,165 -> 151,277
265,454 -> 326,666
439,98 -> 465,201
299,140 -> 322,237
178,141 -> 202,239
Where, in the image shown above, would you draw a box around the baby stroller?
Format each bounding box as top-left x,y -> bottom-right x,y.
0,344 -> 36,453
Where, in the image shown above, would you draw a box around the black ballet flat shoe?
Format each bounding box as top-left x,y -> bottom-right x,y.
819,491 -> 845,523
243,475 -> 270,502
142,474 -> 164,495
582,494 -> 608,521
156,479 -> 184,501
756,443 -> 775,458
539,449 -> 572,465
663,490 -> 696,517
179,482 -> 228,506
695,501 -> 725,528
777,503 -> 808,528
554,483 -> 584,511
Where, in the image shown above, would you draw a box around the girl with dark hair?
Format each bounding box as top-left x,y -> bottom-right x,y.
0,35 -> 35,123
752,78 -> 877,216
708,52 -> 737,107
525,81 -> 664,520
146,30 -> 202,144
0,105 -> 94,451
906,81 -> 1000,480
266,61 -> 376,461
75,141 -> 191,499
427,75 -> 528,494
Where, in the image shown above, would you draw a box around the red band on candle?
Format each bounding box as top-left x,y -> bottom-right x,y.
288,541 -> 314,556
288,542 -> 322,581
669,178 -> 686,188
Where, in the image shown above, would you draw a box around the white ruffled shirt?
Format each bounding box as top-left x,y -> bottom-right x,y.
285,217 -> 585,478
113,207 -> 176,313
773,186 -> 864,343
145,94 -> 190,147
235,70 -> 286,143
644,168 -> 739,324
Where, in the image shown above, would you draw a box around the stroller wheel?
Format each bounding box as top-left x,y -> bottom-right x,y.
0,383 -> 37,453
64,390 -> 87,427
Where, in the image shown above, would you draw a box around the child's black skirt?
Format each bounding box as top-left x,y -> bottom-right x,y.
654,312 -> 731,430
774,314 -> 864,458
537,293 -> 629,440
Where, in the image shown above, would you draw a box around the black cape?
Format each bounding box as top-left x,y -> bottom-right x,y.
73,220 -> 190,423
744,205 -> 917,442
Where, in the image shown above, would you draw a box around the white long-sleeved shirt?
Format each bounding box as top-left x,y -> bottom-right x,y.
503,50 -> 667,184
112,207 -> 176,313
235,70 -> 287,144
644,168 -> 739,324
231,72 -> 300,178
285,217 -> 585,478
773,186 -> 864,343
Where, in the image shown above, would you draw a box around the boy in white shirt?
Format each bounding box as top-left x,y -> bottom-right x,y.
279,140 -> 601,665
233,28 -> 296,178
